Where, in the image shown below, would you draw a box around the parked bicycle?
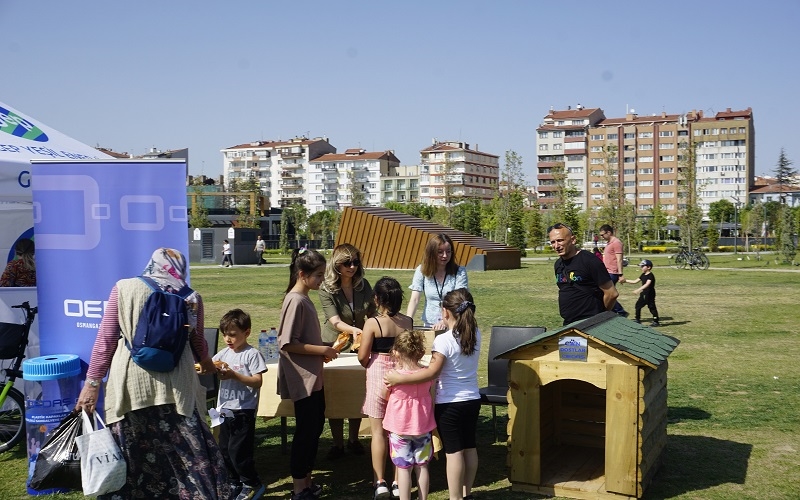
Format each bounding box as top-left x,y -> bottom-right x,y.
671,246 -> 710,270
0,301 -> 37,452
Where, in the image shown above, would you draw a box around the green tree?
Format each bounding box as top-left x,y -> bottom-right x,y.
773,148 -> 797,205
234,176 -> 261,228
777,205 -> 797,263
349,171 -> 367,207
308,209 -> 339,249
463,198 -> 483,236
188,178 -> 212,228
677,140 -> 704,249
279,209 -> 290,254
596,144 -> 622,227
524,205 -> 545,252
284,203 -> 309,247
649,203 -> 668,240
506,191 -> 527,256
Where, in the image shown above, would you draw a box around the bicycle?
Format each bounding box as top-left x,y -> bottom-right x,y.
0,301 -> 38,452
671,246 -> 710,270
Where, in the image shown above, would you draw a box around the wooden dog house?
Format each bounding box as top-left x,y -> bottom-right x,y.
498,312 -> 680,500
335,206 -> 521,270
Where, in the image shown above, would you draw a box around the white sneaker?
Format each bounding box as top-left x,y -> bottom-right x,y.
391,482 -> 400,498
374,481 -> 390,500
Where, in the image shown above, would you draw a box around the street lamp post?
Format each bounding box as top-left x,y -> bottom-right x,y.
732,196 -> 740,255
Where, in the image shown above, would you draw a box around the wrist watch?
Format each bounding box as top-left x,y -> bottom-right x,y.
87,379 -> 100,388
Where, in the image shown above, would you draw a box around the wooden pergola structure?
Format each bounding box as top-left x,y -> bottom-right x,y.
335,206 -> 520,270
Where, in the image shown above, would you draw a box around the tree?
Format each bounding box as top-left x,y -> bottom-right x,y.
283,203 -> 309,248
188,178 -> 212,228
233,176 -> 261,228
707,199 -> 734,251
773,148 -> 797,204
495,150 -> 528,245
307,209 -> 339,249
777,205 -> 797,263
506,191 -> 527,256
649,203 -> 668,240
462,198 -> 483,236
348,171 -> 367,207
596,145 -> 622,228
279,209 -> 289,254
677,140 -> 704,249
524,205 -> 545,252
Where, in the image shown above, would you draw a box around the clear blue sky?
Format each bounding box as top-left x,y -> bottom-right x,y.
3,1 -> 797,183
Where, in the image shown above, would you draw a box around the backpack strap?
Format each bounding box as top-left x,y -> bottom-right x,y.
137,276 -> 194,298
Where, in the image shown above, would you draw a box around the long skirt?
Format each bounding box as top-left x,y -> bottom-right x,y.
99,404 -> 232,500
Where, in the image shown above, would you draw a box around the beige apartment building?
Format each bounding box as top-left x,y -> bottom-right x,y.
382,164 -> 420,204
419,140 -> 500,206
537,106 -> 754,216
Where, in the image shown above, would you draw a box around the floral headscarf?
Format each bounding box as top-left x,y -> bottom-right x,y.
141,248 -> 199,330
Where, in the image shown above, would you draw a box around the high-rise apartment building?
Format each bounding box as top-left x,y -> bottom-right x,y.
537,106 -> 754,216
536,106 -> 606,210
306,149 -> 401,212
419,140 -> 499,206
220,136 -> 336,208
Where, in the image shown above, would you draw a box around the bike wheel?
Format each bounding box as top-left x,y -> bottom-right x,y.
673,253 -> 687,269
697,253 -> 710,270
0,386 -> 25,453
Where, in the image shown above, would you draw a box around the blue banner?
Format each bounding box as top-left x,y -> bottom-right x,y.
30,160 -> 189,364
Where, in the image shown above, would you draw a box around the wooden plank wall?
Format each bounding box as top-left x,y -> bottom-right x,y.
335,206 -> 521,270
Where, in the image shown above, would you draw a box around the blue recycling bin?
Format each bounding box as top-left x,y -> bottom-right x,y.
22,354 -> 82,495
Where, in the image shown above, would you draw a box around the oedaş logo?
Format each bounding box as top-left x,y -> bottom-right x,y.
0,105 -> 49,142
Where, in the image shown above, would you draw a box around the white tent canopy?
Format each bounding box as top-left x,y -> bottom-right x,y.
1,100 -> 111,202
0,100 -> 111,257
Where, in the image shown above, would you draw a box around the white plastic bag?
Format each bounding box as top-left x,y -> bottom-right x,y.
75,411 -> 127,496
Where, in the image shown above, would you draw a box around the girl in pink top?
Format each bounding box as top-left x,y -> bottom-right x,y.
383,330 -> 436,500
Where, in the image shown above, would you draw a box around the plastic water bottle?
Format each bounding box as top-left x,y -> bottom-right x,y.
258,329 -> 270,360
268,327 -> 278,359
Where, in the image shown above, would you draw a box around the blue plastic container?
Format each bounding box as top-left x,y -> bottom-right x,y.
22,354 -> 82,495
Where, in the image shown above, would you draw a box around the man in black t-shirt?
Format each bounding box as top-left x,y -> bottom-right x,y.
549,223 -> 619,325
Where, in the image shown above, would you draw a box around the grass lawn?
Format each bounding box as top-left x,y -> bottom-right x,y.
1,253 -> 798,499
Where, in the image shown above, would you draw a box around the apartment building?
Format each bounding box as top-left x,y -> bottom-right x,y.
220,136 -> 336,208
306,149 -> 401,212
538,106 -> 755,216
381,165 -> 420,204
419,140 -> 500,206
536,106 -> 606,210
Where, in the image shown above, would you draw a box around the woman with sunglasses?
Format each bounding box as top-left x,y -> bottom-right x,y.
406,233 -> 468,331
318,243 -> 376,459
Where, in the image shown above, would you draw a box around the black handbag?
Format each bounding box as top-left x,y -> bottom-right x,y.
29,410 -> 83,491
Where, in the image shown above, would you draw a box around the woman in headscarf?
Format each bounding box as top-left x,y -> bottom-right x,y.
75,248 -> 231,499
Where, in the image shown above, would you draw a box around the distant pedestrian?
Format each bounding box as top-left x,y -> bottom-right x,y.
254,235 -> 266,266
599,224 -> 628,317
627,259 -> 660,327
221,239 -> 233,267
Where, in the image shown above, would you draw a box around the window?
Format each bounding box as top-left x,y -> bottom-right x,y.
678,130 -> 689,136
694,130 -> 702,136
659,131 -> 674,137
659,179 -> 674,185
567,155 -> 583,161
701,141 -> 718,148
590,158 -> 604,164
607,133 -> 618,140
659,167 -> 674,174
639,132 -> 653,138
590,146 -> 603,152
591,134 -> 604,140
591,194 -> 604,200
624,157 -> 636,163
640,192 -> 653,198
659,143 -> 674,149
557,120 -> 565,125
663,204 -> 674,210
567,166 -> 584,174
720,128 -> 727,134
553,144 -> 563,150
739,127 -> 746,133
660,155 -> 675,161
639,180 -> 653,186
640,204 -> 653,210
624,180 -> 635,187
591,182 -> 604,188
639,144 -> 654,150
624,133 -> 635,139
623,169 -> 635,175
552,131 -> 563,138
699,153 -> 716,160
539,144 -> 548,151
639,156 -> 653,162
591,169 -> 605,176
538,131 -> 549,139
639,168 -> 653,174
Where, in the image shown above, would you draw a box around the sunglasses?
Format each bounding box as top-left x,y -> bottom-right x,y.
547,222 -> 573,234
341,259 -> 361,268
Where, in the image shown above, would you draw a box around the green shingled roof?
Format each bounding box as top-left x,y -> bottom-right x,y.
498,311 -> 680,367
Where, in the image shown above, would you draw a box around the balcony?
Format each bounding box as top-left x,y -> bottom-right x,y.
281,181 -> 303,189
281,162 -> 303,169
281,170 -> 303,178
278,149 -> 304,159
